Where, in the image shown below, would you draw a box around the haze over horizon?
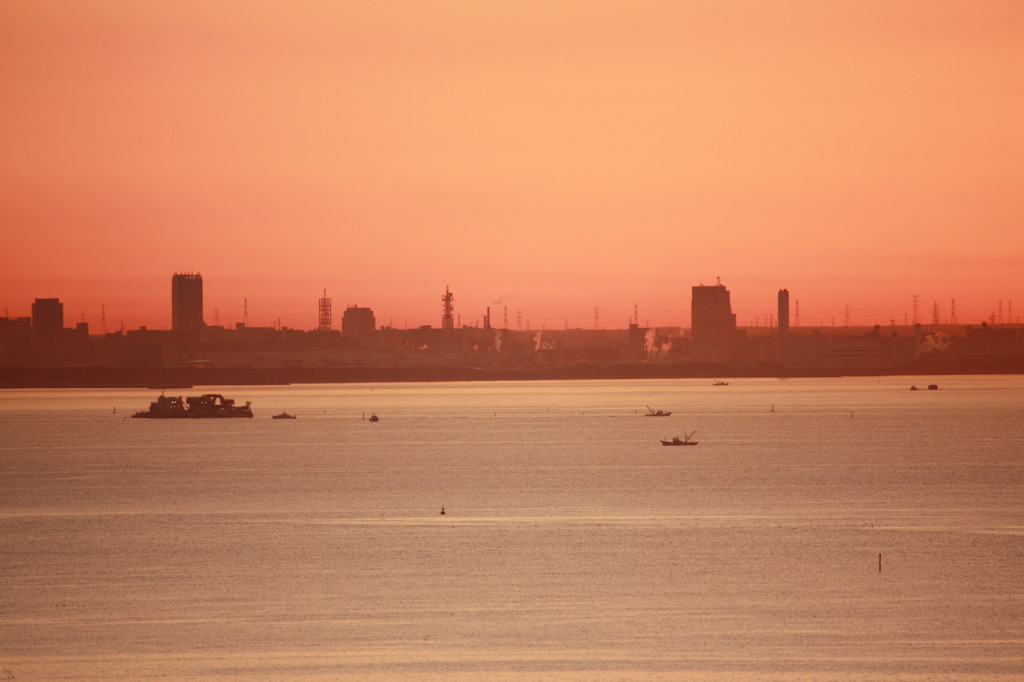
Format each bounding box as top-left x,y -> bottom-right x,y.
3,1 -> 1021,331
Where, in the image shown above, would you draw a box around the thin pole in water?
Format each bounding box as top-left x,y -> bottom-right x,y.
879,553 -> 882,572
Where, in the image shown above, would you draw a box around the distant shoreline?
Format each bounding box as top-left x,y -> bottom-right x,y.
2,362 -> 1021,389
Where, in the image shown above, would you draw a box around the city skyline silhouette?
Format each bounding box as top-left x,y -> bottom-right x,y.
4,270 -> 1021,389
5,272 -> 1021,335
2,2 -> 1021,333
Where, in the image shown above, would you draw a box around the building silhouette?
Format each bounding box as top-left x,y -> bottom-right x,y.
691,283 -> 736,343
31,298 -> 63,339
171,273 -> 203,335
778,288 -> 790,359
342,306 -> 376,340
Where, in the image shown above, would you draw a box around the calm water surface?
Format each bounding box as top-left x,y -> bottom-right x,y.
1,377 -> 1022,680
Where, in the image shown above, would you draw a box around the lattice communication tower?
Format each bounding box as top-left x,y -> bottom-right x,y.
318,289 -> 332,330
441,286 -> 454,331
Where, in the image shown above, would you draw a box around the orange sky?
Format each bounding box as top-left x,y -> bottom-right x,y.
2,1 -> 1022,331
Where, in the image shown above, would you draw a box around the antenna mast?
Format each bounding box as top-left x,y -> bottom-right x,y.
441,286 -> 454,331
318,289 -> 332,330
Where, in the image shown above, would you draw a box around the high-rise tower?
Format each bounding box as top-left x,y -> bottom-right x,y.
171,272 -> 204,335
31,298 -> 63,339
342,305 -> 376,340
691,281 -> 736,342
777,289 -> 790,360
778,289 -> 790,337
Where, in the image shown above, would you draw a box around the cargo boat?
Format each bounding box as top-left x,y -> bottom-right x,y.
132,393 -> 253,419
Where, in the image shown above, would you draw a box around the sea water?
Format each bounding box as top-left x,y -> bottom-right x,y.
1,376 -> 1022,680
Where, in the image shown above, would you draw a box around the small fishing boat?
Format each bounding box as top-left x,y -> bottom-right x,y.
271,412 -> 296,420
661,431 -> 698,446
645,405 -> 671,417
368,413 -> 379,422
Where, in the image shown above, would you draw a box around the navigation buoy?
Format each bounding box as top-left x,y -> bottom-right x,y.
440,506 -> 446,515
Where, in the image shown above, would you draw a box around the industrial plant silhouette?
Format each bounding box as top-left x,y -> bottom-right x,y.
1,272 -> 1021,387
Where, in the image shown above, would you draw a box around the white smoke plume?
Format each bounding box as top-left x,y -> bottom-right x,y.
644,329 -> 657,353
644,329 -> 672,358
919,333 -> 950,354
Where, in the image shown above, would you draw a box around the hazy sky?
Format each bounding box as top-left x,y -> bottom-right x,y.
3,1 -> 1022,331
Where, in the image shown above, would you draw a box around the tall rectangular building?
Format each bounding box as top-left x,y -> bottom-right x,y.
342,306 -> 376,340
778,289 -> 790,337
31,298 -> 64,338
777,288 -> 790,360
171,272 -> 204,334
691,283 -> 737,343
